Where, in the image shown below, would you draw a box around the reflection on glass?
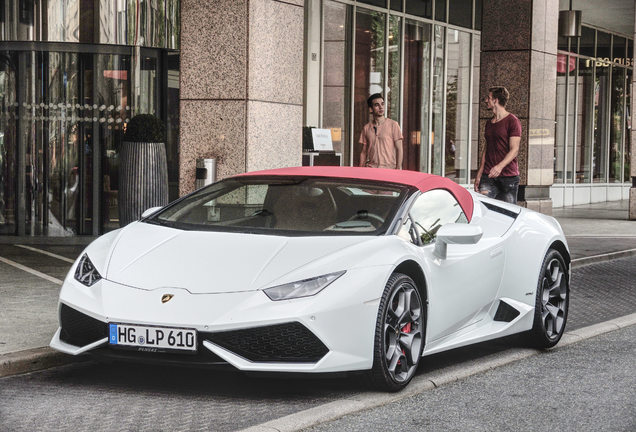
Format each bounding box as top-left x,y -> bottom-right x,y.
353,9 -> 386,166
576,58 -> 593,183
0,52 -> 17,234
596,31 -> 611,60
47,0 -> 80,42
470,35 -> 480,182
139,55 -> 159,115
431,25 -> 444,175
444,29 -> 470,183
98,54 -> 130,232
609,66 -> 625,183
625,68 -> 632,182
403,20 -> 431,172
99,0 -> 128,44
322,1 -> 352,161
387,16 -> 401,124
593,62 -> 609,183
566,57 -> 577,183
555,55 -> 567,183
167,0 -> 181,50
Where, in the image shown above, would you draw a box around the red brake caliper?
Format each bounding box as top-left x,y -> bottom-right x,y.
397,322 -> 412,364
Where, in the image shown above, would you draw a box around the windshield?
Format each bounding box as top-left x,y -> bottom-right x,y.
146,176 -> 410,236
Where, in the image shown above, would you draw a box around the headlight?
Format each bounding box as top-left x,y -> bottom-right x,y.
74,254 -> 102,286
263,271 -> 346,301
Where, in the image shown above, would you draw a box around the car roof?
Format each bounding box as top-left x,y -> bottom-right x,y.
237,166 -> 474,221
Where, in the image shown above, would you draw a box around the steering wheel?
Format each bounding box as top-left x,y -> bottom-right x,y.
347,211 -> 385,227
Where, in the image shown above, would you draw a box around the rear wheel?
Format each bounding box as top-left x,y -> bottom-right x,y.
369,273 -> 425,392
528,249 -> 569,348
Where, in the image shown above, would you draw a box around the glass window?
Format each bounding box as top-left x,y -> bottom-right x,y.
322,1 -> 352,163
593,61 -> 610,183
576,58 -> 594,183
99,0 -> 128,45
596,31 -> 611,62
0,51 -> 18,235
558,36 -> 569,52
448,0 -> 472,28
612,36 -> 626,65
97,54 -> 131,232
579,26 -> 595,57
555,55 -> 567,183
474,0 -> 482,30
387,16 -> 402,124
609,66 -> 625,183
167,0 -> 181,50
390,0 -> 403,11
353,9 -> 386,167
566,56 -> 577,183
408,189 -> 467,245
359,0 -> 387,7
403,20 -> 432,172
151,177 -> 408,235
406,0 -> 432,18
470,34 -> 480,182
625,68 -> 632,183
435,0 -> 446,22
444,29 -> 471,183
431,25 -> 445,175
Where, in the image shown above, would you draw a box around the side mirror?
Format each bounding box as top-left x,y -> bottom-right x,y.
434,224 -> 483,259
141,206 -> 163,219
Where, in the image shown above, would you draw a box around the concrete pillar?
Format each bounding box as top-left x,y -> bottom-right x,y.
178,0 -> 304,196
630,5 -> 636,220
479,0 -> 558,214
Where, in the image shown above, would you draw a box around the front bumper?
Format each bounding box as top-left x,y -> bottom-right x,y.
50,267 -> 390,373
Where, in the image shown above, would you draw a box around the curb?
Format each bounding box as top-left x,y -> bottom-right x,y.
0,347 -> 77,378
571,248 -> 636,268
238,312 -> 636,432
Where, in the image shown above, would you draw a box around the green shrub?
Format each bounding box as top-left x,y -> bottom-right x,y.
124,114 -> 166,142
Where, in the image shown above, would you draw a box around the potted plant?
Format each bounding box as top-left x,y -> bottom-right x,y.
118,114 -> 169,226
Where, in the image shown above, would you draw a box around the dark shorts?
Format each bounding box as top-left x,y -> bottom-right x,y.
479,175 -> 520,204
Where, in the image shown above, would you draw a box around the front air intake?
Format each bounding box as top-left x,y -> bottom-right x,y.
59,304 -> 108,346
207,322 -> 329,363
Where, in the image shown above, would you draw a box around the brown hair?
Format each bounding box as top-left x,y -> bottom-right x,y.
488,86 -> 510,107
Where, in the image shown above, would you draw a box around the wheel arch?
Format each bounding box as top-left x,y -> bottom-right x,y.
394,260 -> 428,304
549,240 -> 571,272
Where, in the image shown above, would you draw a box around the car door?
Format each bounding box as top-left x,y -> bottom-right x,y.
406,190 -> 505,342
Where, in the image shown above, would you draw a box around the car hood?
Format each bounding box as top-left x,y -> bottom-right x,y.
103,221 -> 375,294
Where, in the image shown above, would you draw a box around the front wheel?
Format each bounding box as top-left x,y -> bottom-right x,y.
527,249 -> 569,348
369,273 -> 425,392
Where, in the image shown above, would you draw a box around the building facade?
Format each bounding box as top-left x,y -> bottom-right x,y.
1,0 -> 635,238
0,0 -> 180,236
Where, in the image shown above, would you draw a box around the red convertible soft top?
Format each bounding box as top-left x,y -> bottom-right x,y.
238,166 -> 474,221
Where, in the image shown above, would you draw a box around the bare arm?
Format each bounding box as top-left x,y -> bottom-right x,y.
488,136 -> 520,178
474,143 -> 487,191
394,139 -> 403,169
359,143 -> 368,167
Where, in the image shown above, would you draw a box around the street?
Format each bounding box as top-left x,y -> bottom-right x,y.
0,255 -> 634,432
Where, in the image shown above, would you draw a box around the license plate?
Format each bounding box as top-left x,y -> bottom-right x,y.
109,323 -> 197,352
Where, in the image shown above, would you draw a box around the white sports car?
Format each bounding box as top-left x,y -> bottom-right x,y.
51,167 -> 570,391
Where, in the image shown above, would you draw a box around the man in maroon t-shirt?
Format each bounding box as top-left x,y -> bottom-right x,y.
474,86 -> 521,204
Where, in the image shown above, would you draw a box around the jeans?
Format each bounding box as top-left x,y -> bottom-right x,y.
479,175 -> 520,204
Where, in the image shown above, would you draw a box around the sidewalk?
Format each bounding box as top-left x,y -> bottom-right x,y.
1,200 -> 635,377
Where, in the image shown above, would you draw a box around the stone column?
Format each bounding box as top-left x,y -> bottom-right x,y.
479,0 -> 558,214
179,0 -> 304,196
630,6 -> 636,220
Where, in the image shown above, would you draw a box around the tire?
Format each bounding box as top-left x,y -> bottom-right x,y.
527,249 -> 569,348
369,273 -> 425,392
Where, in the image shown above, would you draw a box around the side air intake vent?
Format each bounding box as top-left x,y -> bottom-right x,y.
494,300 -> 521,322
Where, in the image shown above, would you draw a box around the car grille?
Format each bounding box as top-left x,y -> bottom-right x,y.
59,303 -> 108,346
205,322 -> 329,363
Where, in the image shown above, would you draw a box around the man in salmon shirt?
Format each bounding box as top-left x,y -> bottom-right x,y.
359,93 -> 403,170
474,86 -> 521,203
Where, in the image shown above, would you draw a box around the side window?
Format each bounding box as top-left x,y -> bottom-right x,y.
409,189 -> 468,245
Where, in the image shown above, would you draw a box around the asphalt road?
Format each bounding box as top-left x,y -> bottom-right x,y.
305,324 -> 636,432
0,257 -> 635,432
